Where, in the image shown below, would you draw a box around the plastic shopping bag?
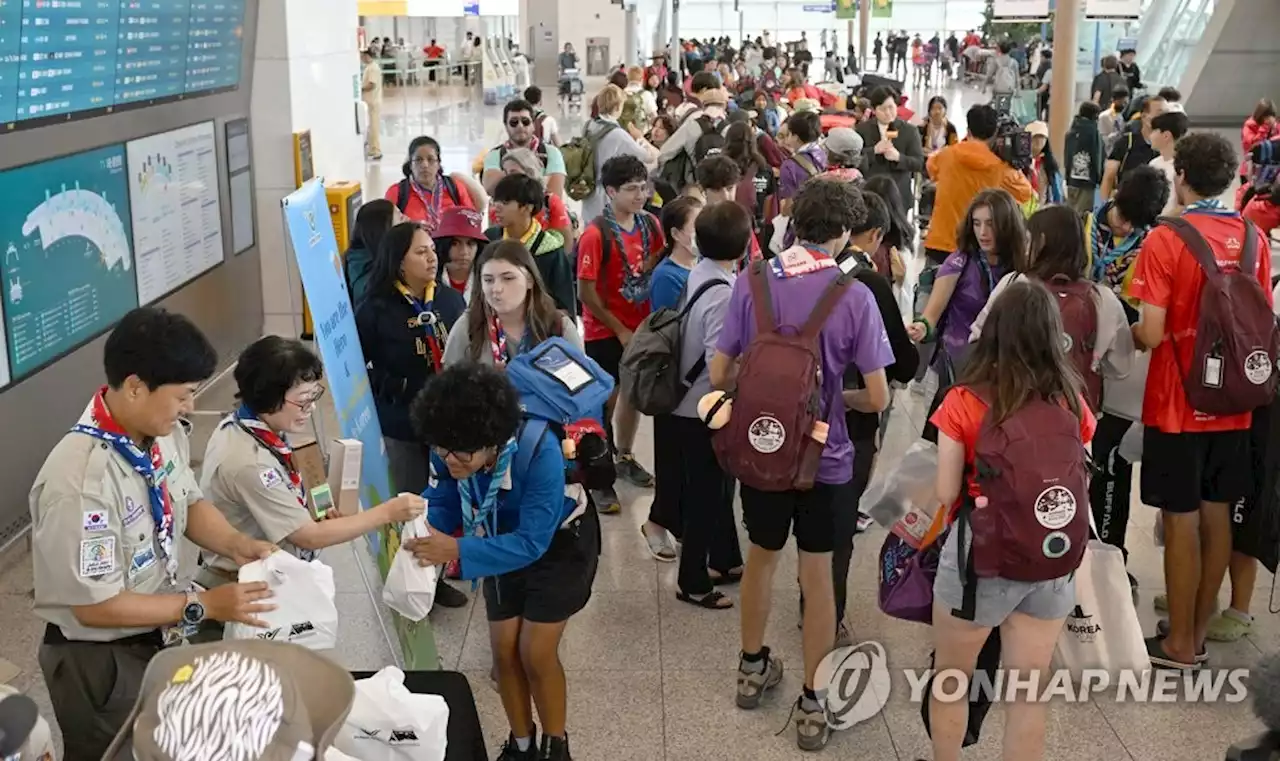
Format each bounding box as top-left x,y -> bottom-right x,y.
862,441 -> 939,529
383,517 -> 438,621
768,214 -> 790,254
1053,540 -> 1151,680
333,666 -> 450,761
225,551 -> 338,650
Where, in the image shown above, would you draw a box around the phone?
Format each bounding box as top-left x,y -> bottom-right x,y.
309,483 -> 336,521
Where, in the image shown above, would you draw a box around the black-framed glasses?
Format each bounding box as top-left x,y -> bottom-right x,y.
411,156 -> 440,166
284,387 -> 326,412
507,117 -> 533,128
431,446 -> 483,465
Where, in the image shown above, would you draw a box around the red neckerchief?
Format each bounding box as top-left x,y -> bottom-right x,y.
409,178 -> 445,233
488,312 -> 509,367
92,388 -> 173,524
236,409 -> 307,512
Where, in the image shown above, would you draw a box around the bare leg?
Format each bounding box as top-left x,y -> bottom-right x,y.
1194,502 -> 1233,646
929,600 -> 992,761
519,619 -> 571,738
999,611 -> 1067,761
1228,552 -> 1259,614
1161,510 -> 1202,663
491,618 -> 534,738
739,543 -> 780,655
797,549 -> 835,689
614,391 -> 641,455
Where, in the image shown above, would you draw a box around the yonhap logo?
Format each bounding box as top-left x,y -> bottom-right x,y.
814,641 -> 892,729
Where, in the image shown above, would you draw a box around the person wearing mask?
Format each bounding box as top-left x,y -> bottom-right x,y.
857,86 -> 925,212
908,189 -> 1029,379
433,206 -> 489,300
777,111 -> 827,216
360,49 -> 383,160
385,136 -> 477,235
822,127 -> 864,183
657,71 -> 731,188
928,280 -> 1095,761
31,307 -> 278,759
194,338 -> 426,633
919,95 -> 959,157
483,99 -> 567,197
649,196 -> 704,312
1025,121 -> 1064,205
1098,85 -> 1132,154
442,239 -> 581,368
713,180 -> 892,751
485,174 -> 575,315
495,147 -> 575,248
1118,48 -> 1142,95
1130,133 -> 1273,670
1148,107 -> 1190,216
1100,95 -> 1166,200
1091,54 -> 1126,105
345,199 -> 405,306
355,222 -> 468,608
409,363 -> 599,761
581,84 -> 656,223
577,156 -> 667,513
1064,101 -> 1105,217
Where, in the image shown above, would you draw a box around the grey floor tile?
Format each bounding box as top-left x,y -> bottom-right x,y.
0,593 -> 43,685
657,586 -> 804,673
431,593 -> 478,672
323,591 -> 398,671
0,541 -> 34,596
594,529 -> 661,592
1096,689 -> 1263,761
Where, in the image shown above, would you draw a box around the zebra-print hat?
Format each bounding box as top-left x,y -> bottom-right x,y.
103,640 -> 355,761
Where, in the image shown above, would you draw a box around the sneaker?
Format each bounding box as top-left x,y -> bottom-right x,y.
496,731 -> 539,761
855,511 -> 875,534
793,695 -> 832,752
615,454 -> 655,488
539,734 -> 572,761
434,578 -> 469,609
591,487 -> 621,515
736,648 -> 784,709
641,524 -> 677,562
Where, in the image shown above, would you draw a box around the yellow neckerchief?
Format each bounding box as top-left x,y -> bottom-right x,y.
394,280 -> 436,318
504,218 -> 543,247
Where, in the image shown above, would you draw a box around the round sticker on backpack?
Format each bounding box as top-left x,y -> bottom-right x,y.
1061,333 -> 1073,353
1244,350 -> 1273,385
1034,485 -> 1077,530
748,416 -> 786,454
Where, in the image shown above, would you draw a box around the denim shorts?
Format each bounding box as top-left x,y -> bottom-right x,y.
932,529 -> 1076,628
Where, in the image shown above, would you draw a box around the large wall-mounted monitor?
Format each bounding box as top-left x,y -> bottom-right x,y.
0,0 -> 248,131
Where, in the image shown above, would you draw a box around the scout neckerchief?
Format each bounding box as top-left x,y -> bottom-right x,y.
395,280 -> 445,371
504,218 -> 543,248
234,405 -> 307,514
458,439 -> 518,581
488,311 -> 511,366
1184,198 -> 1236,217
71,389 -> 178,586
770,243 -> 838,279
410,174 -> 446,234
603,204 -> 652,303
1089,201 -> 1145,292
972,249 -> 997,294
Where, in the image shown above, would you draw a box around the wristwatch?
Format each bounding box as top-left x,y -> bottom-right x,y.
181,590 -> 206,627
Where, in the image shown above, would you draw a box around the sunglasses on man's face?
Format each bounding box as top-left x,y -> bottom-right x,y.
507,117 -> 532,128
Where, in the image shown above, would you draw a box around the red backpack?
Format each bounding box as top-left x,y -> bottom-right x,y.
710,261 -> 853,492
1047,276 -> 1102,411
950,394 -> 1090,619
1160,216 -> 1280,416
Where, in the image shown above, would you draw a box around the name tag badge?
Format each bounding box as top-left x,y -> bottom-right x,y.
124,497 -> 147,527
129,545 -> 157,578
79,536 -> 117,578
1204,355 -> 1224,389
83,510 -> 110,533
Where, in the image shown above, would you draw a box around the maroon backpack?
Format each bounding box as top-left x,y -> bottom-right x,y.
1160,216 -> 1279,416
1047,276 -> 1102,412
953,394 -> 1090,610
711,261 -> 853,492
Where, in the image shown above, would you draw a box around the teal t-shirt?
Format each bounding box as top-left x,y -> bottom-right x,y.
484,143 -> 566,176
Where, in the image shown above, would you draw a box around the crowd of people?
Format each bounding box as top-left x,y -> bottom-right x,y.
23,25 -> 1280,761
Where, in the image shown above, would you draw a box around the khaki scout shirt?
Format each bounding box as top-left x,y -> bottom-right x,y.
199,416 -> 316,579
30,399 -> 201,642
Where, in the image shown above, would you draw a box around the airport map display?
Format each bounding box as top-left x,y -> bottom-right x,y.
127,121 -> 223,304
0,144 -> 138,382
0,0 -> 247,127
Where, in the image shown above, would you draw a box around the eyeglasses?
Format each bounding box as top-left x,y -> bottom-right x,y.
507,117 -> 533,128
284,387 -> 326,412
411,156 -> 440,166
619,182 -> 650,195
431,446 -> 483,465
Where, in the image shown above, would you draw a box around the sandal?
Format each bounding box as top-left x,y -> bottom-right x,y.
1145,636 -> 1201,670
676,590 -> 733,609
641,525 -> 677,562
709,567 -> 744,585
1153,620 -> 1209,664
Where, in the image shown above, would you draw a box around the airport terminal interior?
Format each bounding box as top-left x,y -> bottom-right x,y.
0,0 -> 1279,759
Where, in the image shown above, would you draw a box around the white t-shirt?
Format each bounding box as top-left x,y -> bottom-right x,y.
1149,154 -> 1177,216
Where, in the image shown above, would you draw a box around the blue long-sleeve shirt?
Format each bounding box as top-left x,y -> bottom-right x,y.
424,426 -> 573,579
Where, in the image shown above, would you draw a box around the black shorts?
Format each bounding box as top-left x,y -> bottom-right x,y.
585,336 -> 624,384
483,505 -> 601,623
740,480 -> 848,553
1140,427 -> 1252,514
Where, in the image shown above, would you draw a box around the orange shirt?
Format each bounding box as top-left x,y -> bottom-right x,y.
1129,212 -> 1274,434
383,179 -> 475,233
577,214 -> 665,342
425,45 -> 445,59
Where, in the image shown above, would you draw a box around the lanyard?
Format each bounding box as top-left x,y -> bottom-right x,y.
459,439 -> 517,541
973,251 -> 996,294
410,178 -> 445,233
395,281 -> 444,371
234,406 -> 308,513
71,391 -> 178,586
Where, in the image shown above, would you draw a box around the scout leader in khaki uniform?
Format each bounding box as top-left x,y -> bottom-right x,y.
29,308 -> 279,761
194,337 -> 424,620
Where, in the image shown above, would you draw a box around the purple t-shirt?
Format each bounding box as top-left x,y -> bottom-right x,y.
778,145 -> 829,200
937,250 -> 1006,358
717,266 -> 894,484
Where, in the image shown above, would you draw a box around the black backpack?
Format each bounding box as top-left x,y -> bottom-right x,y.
395,176 -> 460,214
659,115 -> 722,192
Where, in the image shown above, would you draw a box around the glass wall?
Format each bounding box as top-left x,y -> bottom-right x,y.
678,0 -> 986,48
1142,0 -> 1215,89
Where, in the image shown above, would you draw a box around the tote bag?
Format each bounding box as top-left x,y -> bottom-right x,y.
1053,539 -> 1151,679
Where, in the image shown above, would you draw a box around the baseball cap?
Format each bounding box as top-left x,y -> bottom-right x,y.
1025,120 -> 1050,139
824,128 -> 864,158
104,641 -> 355,761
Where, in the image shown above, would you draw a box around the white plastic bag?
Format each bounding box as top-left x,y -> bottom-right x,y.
333,666 -> 450,761
768,214 -> 790,254
861,441 -> 939,528
382,517 -> 438,621
1118,422 -> 1144,464
225,551 -> 338,650
1053,540 -> 1151,680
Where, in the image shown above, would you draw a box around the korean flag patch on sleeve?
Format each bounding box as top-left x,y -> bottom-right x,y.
259,468 -> 284,489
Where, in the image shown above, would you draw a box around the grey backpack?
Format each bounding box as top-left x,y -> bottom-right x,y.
991,56 -> 1018,94
619,279 -> 728,415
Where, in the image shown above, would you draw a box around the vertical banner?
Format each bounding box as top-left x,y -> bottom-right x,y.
871,0 -> 892,18
1085,0 -> 1141,20
835,0 -> 857,19
282,180 -> 440,670
993,0 -> 1051,21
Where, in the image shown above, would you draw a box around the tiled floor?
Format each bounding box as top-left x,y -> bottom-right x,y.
0,75 -> 1273,760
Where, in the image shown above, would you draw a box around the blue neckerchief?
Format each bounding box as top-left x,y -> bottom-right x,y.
1089,202 -> 1144,284
459,438 -> 518,543
70,424 -> 178,585
972,250 -> 996,294
603,204 -> 652,303
1184,198 -> 1238,217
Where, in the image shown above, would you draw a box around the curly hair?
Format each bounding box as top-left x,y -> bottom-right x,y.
1113,165 -> 1170,229
1174,132 -> 1238,199
790,178 -> 867,244
410,363 -> 522,453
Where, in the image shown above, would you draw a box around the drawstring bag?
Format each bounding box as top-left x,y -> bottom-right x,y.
383,516 -> 438,622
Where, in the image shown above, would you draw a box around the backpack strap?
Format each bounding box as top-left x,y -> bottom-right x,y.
396,179 -> 411,214
679,279 -> 732,385
792,152 -> 819,178
1159,216 -> 1222,276
513,419 -> 552,489
530,230 -> 547,255
592,217 -> 613,270
799,269 -> 854,341
442,176 -> 460,206
747,260 -> 777,335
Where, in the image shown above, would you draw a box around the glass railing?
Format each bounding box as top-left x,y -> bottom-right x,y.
1142,0 -> 1215,90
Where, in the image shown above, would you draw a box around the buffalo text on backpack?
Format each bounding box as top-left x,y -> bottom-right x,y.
1158,216 -> 1279,416
562,122 -> 619,201
620,279 -> 730,415
708,259 -> 855,492
1047,276 -> 1102,411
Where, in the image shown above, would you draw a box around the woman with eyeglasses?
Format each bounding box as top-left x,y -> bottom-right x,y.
356,221 -> 470,607
193,336 -> 427,634
385,136 -> 477,235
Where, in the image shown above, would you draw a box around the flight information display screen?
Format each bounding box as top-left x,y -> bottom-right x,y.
0,0 -> 247,129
